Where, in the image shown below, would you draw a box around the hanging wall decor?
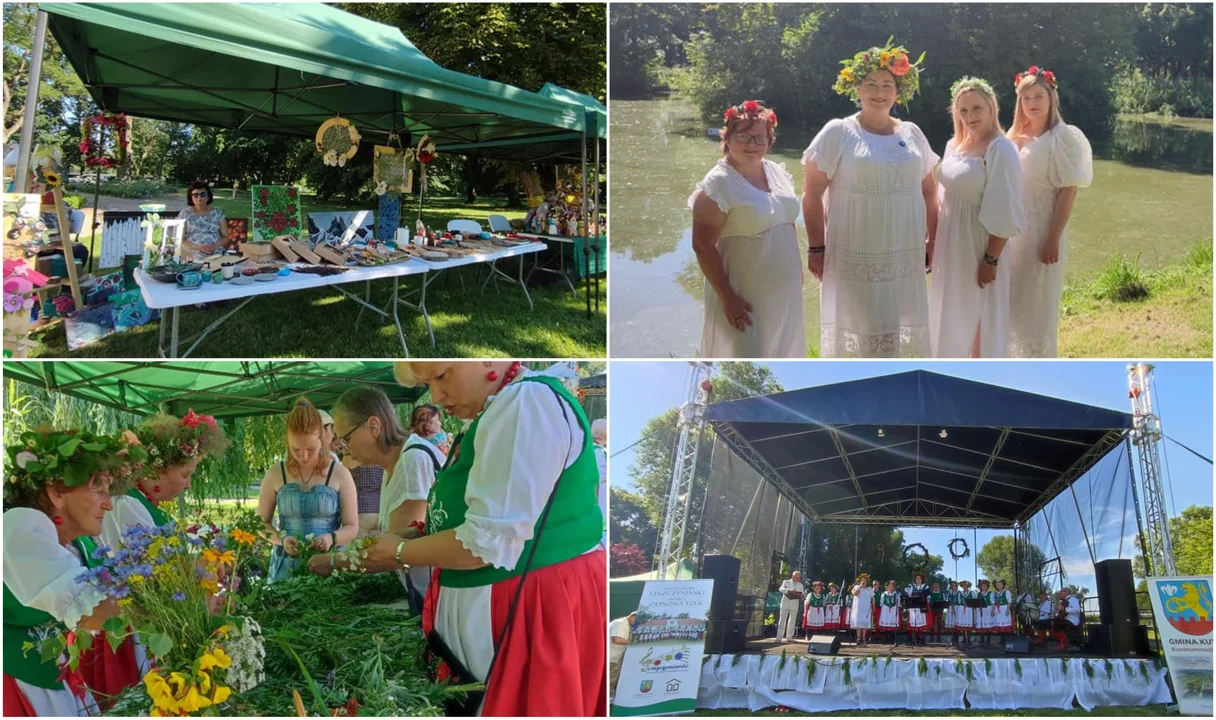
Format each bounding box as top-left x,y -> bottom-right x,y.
250,185 -> 304,242
377,192 -> 402,242
315,117 -> 361,167
225,218 -> 248,250
79,112 -> 131,169
415,135 -> 437,193
99,211 -> 146,270
373,145 -> 414,195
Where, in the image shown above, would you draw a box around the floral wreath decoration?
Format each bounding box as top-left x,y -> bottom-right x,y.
1014,65 -> 1057,90
722,99 -> 778,128
950,76 -> 997,102
79,112 -> 131,169
316,116 -> 362,168
833,37 -> 926,106
134,410 -> 230,474
5,427 -> 149,500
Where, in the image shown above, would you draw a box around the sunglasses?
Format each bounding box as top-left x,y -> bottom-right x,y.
191,192 -> 209,198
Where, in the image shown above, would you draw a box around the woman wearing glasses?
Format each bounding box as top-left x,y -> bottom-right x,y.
256,398 -> 358,582
690,99 -> 804,358
176,181 -> 228,261
311,362 -> 605,716
328,388 -> 447,613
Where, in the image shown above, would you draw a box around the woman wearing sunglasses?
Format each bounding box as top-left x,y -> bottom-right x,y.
176,181 -> 228,261
690,99 -> 803,358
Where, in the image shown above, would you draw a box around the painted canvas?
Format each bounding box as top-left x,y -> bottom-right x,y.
308,211 -> 375,248
64,303 -> 115,350
251,185 -> 304,242
225,218 -> 248,250
111,289 -> 157,331
98,211 -> 145,269
377,193 -> 402,242
374,145 -> 413,194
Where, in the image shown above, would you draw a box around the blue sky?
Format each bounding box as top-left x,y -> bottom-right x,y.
609,361 -> 1213,587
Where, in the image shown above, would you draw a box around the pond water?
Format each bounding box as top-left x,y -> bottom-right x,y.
609,98 -> 1213,357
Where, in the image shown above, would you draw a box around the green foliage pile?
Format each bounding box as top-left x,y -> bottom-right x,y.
63,179 -> 178,198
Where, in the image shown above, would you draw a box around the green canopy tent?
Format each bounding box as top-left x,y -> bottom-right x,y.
3,361 -> 425,419
38,1 -> 584,146
443,83 -> 607,314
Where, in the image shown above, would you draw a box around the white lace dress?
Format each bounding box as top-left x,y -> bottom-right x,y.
804,115 -> 939,357
689,158 -> 805,358
1005,123 -> 1094,357
930,136 -> 1027,357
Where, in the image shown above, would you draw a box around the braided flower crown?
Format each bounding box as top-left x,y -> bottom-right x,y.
833,37 -> 926,106
1014,65 -> 1057,89
722,99 -> 778,128
135,409 -> 230,473
950,76 -> 996,101
5,427 -> 149,500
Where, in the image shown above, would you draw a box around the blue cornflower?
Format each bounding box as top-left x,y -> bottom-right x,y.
111,584 -> 131,599
187,536 -> 204,547
211,535 -> 228,552
92,544 -> 112,559
172,592 -> 186,601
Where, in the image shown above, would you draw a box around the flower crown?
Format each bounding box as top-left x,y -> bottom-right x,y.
833,37 -> 926,106
5,427 -> 149,498
722,99 -> 778,128
1014,65 -> 1056,89
950,76 -> 996,101
855,572 -> 871,584
135,410 -> 230,473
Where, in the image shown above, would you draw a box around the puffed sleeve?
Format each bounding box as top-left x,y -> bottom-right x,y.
3,507 -> 106,629
802,118 -> 846,179
1048,124 -> 1093,189
100,494 -> 155,551
455,381 -> 586,570
907,122 -> 941,179
979,137 -> 1028,239
687,163 -> 731,214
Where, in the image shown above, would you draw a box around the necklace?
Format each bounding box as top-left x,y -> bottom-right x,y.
496,361 -> 523,393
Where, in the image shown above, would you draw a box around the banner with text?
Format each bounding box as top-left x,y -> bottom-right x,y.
611,579 -> 714,716
1146,575 -> 1213,716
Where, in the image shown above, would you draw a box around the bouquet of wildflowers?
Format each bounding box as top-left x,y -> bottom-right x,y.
74,521 -> 265,716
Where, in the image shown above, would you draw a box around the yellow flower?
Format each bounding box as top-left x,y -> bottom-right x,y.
879,50 -> 892,66
214,624 -> 234,639
196,669 -> 212,695
118,597 -> 133,607
211,684 -> 232,704
144,671 -> 173,706
202,548 -> 220,564
166,535 -> 181,548
177,684 -> 211,713
44,170 -> 62,187
128,574 -> 145,585
230,529 -> 256,545
149,538 -> 165,557
217,550 -> 235,565
199,647 -> 232,671
199,578 -> 219,594
840,67 -> 855,82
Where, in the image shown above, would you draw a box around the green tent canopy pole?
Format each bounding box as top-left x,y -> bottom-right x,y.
14,10 -> 48,193
581,129 -> 589,318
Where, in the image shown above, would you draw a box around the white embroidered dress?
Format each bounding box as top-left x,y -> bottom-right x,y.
1006,123 -> 1094,357
804,115 -> 939,357
689,158 -> 805,358
930,136 -> 1027,357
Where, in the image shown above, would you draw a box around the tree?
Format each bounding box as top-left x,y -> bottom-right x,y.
627,361 -> 786,570
1133,504 -> 1213,612
609,487 -> 659,567
610,542 -> 651,577
977,535 -> 1052,595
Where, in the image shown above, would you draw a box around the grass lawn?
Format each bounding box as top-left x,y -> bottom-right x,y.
1059,241 -> 1212,357
693,704 -> 1171,717
31,193 -> 607,358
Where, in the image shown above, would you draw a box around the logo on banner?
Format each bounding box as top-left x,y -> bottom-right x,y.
665,679 -> 682,693
639,680 -> 652,694
1157,579 -> 1214,636
636,644 -> 694,673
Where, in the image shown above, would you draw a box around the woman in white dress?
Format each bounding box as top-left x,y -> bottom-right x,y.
804,40 -> 938,357
848,574 -> 873,647
1004,65 -> 1094,357
976,579 -> 993,641
804,580 -> 826,631
877,580 -> 902,641
690,99 -> 804,357
930,77 -> 1027,357
954,580 -> 975,645
989,579 -> 1015,639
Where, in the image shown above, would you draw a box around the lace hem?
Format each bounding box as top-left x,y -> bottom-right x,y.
825,246 -> 926,283
453,519 -> 526,571
820,325 -> 929,358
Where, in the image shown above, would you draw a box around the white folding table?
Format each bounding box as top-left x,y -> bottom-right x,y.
135,260 -> 431,358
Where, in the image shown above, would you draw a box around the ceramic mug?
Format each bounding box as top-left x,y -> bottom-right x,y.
222,265 -> 235,280
176,271 -> 202,288
201,270 -> 213,282
212,272 -> 224,285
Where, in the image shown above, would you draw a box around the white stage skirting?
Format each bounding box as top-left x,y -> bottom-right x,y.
698,654 -> 1172,712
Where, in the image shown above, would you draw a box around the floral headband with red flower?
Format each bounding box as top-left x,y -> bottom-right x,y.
1014,65 -> 1057,89
134,410 -> 230,473
723,99 -> 778,128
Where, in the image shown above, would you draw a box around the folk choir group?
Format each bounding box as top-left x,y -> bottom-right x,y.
778,572 -> 1082,650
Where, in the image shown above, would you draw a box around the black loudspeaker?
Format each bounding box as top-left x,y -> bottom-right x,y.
705,619 -> 746,654
1004,636 -> 1033,654
1087,623 -> 1152,657
806,633 -> 841,655
1094,559 -> 1139,625
702,554 -> 740,621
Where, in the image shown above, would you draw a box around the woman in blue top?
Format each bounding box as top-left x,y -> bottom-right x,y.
257,398 -> 358,582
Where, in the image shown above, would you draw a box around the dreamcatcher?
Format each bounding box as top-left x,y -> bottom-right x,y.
315,116 -> 361,167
